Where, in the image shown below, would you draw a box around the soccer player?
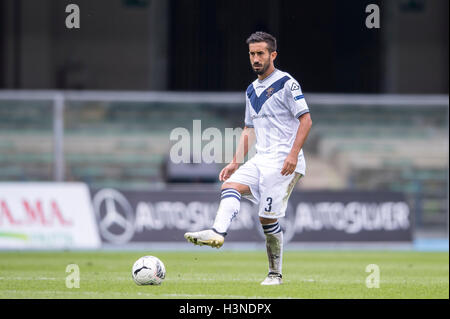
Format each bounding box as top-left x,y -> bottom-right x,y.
184,31 -> 312,285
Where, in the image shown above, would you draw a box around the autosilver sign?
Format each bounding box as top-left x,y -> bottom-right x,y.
90,188 -> 412,244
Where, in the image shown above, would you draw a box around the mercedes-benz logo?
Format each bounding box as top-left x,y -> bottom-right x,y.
93,188 -> 135,244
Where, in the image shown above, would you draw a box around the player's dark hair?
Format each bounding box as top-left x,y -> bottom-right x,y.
246,31 -> 277,53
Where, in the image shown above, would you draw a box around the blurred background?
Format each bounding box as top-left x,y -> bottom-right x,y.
0,0 -> 448,249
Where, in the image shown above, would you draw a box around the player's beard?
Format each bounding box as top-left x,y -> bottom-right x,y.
252,60 -> 270,75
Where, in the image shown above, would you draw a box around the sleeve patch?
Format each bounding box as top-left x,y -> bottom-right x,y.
294,94 -> 304,101
291,82 -> 300,91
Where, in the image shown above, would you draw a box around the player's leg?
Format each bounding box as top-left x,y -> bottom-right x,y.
211,182 -> 251,235
184,182 -> 250,248
260,216 -> 284,285
259,171 -> 302,285
184,182 -> 251,248
184,160 -> 260,248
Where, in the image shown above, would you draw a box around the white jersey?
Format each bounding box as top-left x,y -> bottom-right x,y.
244,68 -> 309,175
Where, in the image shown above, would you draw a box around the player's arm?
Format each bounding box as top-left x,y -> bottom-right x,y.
281,112 -> 312,176
219,126 -> 256,181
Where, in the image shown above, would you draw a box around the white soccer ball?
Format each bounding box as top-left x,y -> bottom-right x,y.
132,256 -> 166,285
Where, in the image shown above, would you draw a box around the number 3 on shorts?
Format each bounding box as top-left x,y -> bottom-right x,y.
264,197 -> 273,212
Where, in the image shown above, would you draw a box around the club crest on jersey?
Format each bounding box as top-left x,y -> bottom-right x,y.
266,87 -> 275,98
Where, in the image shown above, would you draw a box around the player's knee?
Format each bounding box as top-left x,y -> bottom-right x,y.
221,182 -> 236,191
259,217 -> 278,225
221,182 -> 247,194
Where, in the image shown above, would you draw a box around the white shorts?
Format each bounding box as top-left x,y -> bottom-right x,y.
225,155 -> 302,219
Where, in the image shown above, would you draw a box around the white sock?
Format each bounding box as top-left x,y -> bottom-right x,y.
262,222 -> 283,275
212,188 -> 241,235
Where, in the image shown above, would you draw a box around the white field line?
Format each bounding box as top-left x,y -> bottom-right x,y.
0,276 -> 265,283
0,277 -> 58,281
0,289 -> 295,299
3,276 -> 426,285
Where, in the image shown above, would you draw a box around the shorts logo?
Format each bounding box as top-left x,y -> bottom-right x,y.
291,82 -> 300,91
266,87 -> 275,98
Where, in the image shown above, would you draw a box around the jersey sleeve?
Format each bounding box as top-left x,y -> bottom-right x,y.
244,94 -> 254,127
284,79 -> 310,119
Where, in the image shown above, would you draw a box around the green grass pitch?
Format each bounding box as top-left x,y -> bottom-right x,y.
0,250 -> 448,299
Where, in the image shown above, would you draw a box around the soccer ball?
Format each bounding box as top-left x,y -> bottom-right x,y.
132,256 -> 166,285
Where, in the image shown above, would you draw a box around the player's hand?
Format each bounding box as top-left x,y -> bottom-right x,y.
281,153 -> 297,176
219,162 -> 240,181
